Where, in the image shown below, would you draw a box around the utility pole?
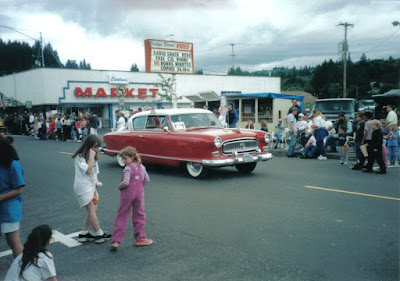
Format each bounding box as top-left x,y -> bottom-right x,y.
338,22 -> 353,98
230,43 -> 235,70
40,32 -> 45,67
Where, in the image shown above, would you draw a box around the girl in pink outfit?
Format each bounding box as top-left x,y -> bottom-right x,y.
111,147 -> 152,250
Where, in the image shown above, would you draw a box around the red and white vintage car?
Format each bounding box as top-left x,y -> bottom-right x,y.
102,108 -> 273,177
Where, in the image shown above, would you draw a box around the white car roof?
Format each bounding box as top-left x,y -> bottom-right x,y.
131,108 -> 211,119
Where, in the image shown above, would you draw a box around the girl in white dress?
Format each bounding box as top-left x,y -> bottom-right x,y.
72,135 -> 110,244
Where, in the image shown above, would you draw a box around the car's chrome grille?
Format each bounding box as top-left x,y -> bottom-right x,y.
222,139 -> 258,154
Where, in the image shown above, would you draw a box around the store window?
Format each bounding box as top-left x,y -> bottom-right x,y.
242,99 -> 255,121
258,98 -> 273,123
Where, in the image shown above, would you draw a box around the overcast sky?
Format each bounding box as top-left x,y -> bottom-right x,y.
1,0 -> 399,74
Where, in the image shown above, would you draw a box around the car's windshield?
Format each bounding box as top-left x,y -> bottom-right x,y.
314,101 -> 354,114
169,113 -> 223,130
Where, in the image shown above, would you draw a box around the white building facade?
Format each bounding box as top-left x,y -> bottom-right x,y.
0,68 -> 301,130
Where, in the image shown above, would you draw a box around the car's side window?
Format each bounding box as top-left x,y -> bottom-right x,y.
145,116 -> 169,130
132,116 -> 147,130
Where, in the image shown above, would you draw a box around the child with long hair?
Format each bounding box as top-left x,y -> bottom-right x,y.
4,224 -> 57,281
72,134 -> 110,243
0,135 -> 24,258
111,147 -> 152,250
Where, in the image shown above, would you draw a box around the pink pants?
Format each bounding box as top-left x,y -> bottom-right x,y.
382,145 -> 388,168
111,187 -> 146,243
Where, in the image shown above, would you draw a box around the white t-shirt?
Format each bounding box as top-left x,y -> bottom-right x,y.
296,120 -> 308,131
5,252 -> 56,281
386,110 -> 398,126
325,120 -> 334,133
313,115 -> 326,128
117,116 -> 126,129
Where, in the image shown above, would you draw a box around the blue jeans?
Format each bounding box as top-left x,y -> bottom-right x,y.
302,145 -> 317,157
388,146 -> 398,162
274,132 -> 282,145
317,139 -> 326,157
229,123 -> 236,128
338,146 -> 348,163
288,131 -> 296,156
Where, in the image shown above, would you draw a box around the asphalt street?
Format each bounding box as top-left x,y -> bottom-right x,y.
0,135 -> 399,281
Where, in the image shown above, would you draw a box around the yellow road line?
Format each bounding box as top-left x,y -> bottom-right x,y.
304,185 -> 400,201
59,152 -> 73,155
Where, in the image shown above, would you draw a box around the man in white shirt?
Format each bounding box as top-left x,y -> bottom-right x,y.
386,104 -> 398,126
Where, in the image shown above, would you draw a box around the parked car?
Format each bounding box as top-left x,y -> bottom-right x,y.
311,98 -> 359,125
102,108 -> 273,178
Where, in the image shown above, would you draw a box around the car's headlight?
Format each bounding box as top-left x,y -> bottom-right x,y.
214,137 -> 223,148
264,133 -> 271,143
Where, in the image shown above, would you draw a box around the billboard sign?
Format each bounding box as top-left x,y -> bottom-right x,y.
145,39 -> 194,74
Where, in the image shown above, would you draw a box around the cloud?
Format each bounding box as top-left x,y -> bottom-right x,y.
0,0 -> 399,74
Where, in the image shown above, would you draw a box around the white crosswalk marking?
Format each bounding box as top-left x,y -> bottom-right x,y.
51,230 -> 81,248
0,231 -> 82,259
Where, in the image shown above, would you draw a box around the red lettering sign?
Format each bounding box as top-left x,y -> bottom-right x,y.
126,88 -> 135,98
95,88 -> 107,98
149,89 -> 158,98
138,88 -> 147,98
111,88 -> 118,98
177,43 -> 189,50
74,87 -> 159,99
75,87 -> 92,98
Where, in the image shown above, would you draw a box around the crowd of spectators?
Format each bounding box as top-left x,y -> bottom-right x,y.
0,111 -> 100,141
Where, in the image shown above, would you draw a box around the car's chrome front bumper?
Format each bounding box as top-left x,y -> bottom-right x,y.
202,152 -> 273,167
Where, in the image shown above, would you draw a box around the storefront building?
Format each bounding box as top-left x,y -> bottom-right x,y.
0,68 -> 302,129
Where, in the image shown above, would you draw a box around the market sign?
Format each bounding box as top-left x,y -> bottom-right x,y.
145,39 -> 194,74
60,81 -> 166,104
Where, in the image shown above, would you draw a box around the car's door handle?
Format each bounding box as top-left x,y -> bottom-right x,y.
139,135 -> 144,138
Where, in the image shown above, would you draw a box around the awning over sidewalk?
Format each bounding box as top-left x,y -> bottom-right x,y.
221,92 -> 305,109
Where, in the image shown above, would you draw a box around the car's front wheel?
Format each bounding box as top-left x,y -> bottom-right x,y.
186,162 -> 208,178
235,162 -> 257,173
117,154 -> 125,167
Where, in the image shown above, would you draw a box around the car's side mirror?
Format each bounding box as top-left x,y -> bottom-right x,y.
163,126 -> 170,133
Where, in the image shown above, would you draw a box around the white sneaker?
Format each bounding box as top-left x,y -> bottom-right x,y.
338,162 -> 344,165
317,155 -> 327,160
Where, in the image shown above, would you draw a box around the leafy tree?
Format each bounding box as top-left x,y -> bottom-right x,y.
195,69 -> 204,74
155,74 -> 181,103
130,63 -> 139,72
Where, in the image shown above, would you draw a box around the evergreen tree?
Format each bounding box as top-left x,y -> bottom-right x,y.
130,63 -> 139,72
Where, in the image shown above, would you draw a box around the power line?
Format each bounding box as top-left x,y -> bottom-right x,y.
0,25 -> 38,41
363,27 -> 400,54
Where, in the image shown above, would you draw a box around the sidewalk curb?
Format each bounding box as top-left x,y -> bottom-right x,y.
268,147 -> 357,161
